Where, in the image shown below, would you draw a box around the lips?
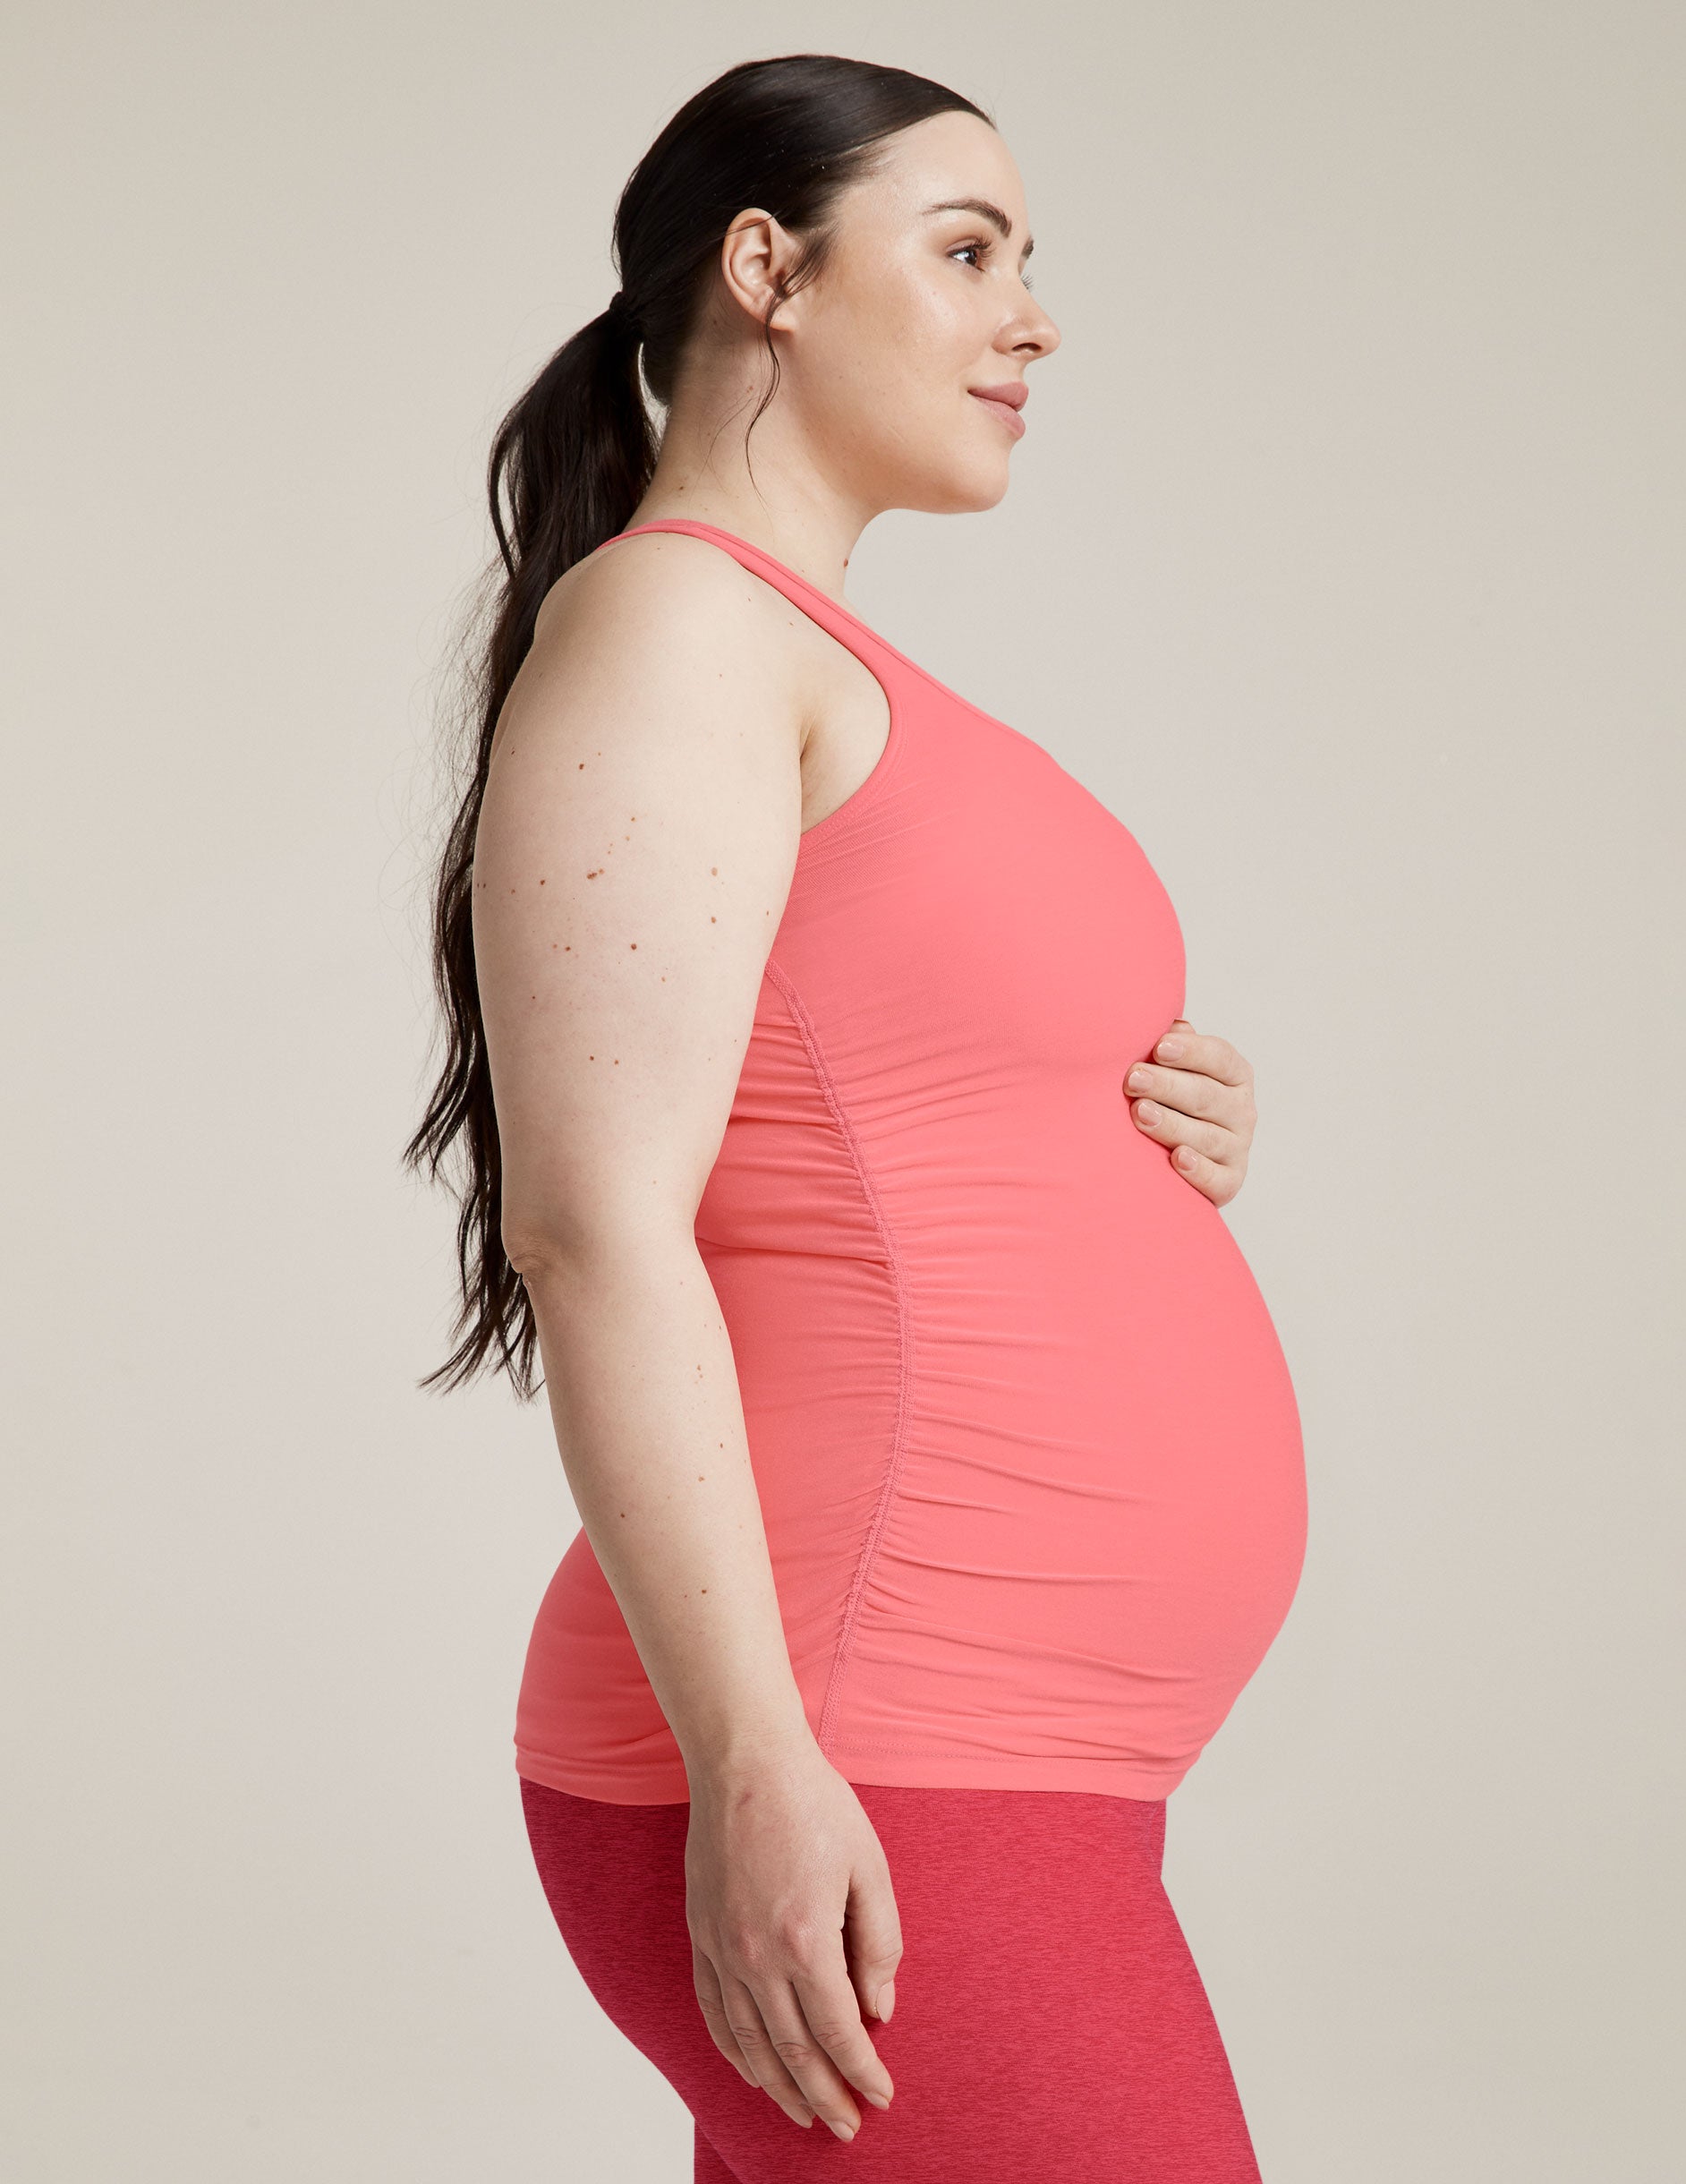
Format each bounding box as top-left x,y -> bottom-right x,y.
969,388 -> 1027,439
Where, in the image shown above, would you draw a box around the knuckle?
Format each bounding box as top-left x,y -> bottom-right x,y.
773,1915 -> 822,1958
725,1924 -> 770,1969
771,2035 -> 815,2066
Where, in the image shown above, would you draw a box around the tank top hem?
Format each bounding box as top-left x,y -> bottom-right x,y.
515,1743 -> 1188,1807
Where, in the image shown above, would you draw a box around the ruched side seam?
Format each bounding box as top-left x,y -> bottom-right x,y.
762,958 -> 914,1758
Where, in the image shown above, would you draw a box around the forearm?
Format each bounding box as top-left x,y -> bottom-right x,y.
519,1231 -> 814,1787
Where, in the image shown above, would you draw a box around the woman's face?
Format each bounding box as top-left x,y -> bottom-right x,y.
739,112 -> 1061,516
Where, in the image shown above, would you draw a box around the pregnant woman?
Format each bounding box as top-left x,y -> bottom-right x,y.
409,53 -> 1307,2182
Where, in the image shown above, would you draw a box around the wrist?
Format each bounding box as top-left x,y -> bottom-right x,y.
681,1717 -> 823,1795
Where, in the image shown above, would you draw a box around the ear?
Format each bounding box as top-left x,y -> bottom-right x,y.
719,209 -> 804,334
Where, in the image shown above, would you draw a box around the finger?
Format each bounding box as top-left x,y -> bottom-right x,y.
1130,1098 -> 1234,1164
845,1862 -> 904,2030
789,1957 -> 895,2111
1151,1022 -> 1251,1088
1168,1141 -> 1238,1204
1123,1058 -> 1237,1122
716,1966 -> 816,2129
749,1966 -> 866,2142
691,1942 -> 759,2088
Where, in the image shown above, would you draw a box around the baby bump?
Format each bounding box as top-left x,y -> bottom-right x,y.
804,1170 -> 1307,1776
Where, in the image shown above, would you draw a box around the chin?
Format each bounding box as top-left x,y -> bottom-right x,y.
901,457 -> 1015,516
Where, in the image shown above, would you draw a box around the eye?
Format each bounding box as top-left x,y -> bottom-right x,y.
950,237 -> 1035,291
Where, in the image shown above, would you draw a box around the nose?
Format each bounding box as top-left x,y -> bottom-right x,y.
1013,294 -> 1060,361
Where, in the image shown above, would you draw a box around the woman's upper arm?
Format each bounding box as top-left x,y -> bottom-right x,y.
473,539 -> 805,1267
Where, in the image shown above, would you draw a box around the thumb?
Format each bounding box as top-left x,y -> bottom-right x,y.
844,1870 -> 903,2023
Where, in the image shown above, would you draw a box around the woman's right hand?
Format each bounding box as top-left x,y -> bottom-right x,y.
685,1741 -> 902,2139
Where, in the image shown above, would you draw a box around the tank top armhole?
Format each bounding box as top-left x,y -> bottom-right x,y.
591,519 -> 908,858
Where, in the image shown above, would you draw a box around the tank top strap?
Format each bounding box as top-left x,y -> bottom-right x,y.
594,518 -> 903,679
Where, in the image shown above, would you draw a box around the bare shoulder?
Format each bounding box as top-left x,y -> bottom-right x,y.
482,531 -> 809,904
511,527 -> 807,751
537,524 -> 782,637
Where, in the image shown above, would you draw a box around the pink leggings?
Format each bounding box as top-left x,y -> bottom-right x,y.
521,1777 -> 1264,2180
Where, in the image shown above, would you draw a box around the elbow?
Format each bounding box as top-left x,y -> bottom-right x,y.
501,1205 -> 698,1288
501,1216 -> 593,1285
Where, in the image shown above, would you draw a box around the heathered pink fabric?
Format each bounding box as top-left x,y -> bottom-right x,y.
521,1776 -> 1265,2180
515,518 -> 1307,1805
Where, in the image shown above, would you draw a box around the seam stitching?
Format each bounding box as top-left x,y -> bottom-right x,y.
762,958 -> 914,1758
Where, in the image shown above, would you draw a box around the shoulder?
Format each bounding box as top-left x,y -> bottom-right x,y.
486,530 -> 812,788
530,528 -> 804,687
488,529 -> 817,820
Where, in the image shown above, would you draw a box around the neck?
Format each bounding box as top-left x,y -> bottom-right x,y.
624,364 -> 876,606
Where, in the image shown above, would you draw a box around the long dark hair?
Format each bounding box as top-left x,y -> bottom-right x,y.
405,55 -> 992,1397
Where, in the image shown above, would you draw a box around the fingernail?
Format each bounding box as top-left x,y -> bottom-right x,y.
1157,1037 -> 1183,1059
1127,1066 -> 1151,1089
828,2119 -> 857,2142
877,1981 -> 895,2021
866,2088 -> 893,2109
1136,1101 -> 1159,1122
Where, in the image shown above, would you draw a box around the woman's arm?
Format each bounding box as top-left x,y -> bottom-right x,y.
473,535 -> 898,2141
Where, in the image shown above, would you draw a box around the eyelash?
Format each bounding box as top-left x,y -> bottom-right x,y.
951,239 -> 1034,291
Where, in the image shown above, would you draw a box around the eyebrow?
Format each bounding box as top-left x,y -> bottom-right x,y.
922,197 -> 1035,263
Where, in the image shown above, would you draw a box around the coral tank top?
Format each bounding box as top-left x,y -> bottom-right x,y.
514,518 -> 1307,1804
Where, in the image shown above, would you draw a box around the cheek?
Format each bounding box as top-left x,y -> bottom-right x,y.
826,269 -> 973,391
847,313 -> 973,438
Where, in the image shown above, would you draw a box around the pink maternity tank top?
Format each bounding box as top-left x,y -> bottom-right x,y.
514,518 -> 1307,1804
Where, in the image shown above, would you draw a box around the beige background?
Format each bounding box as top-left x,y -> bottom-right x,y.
4,4 -> 1681,2178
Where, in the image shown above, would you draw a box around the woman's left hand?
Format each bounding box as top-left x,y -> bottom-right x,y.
1123,1019 -> 1256,1207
